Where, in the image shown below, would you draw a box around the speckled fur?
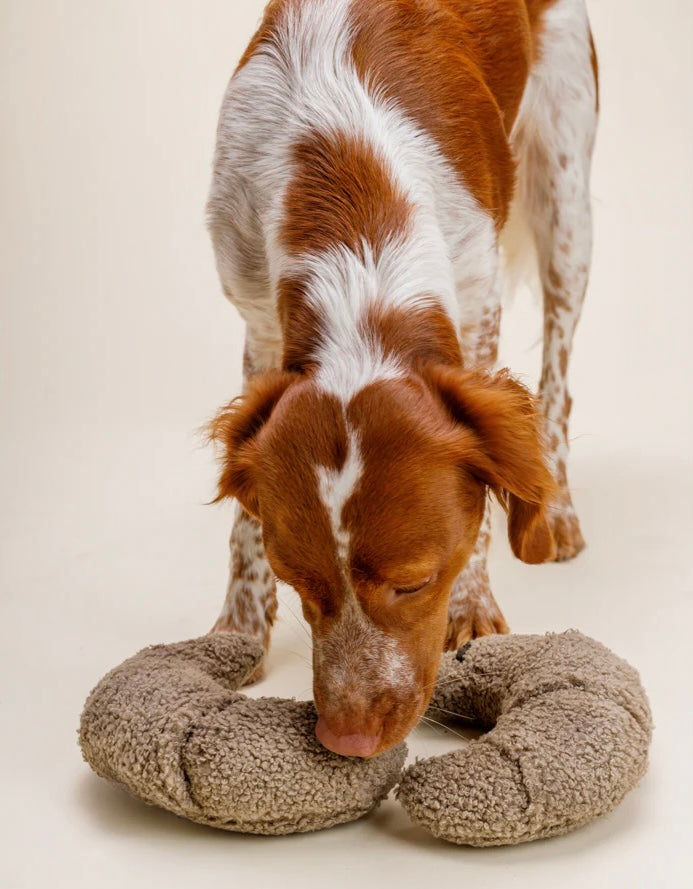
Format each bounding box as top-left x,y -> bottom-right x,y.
448,0 -> 598,637
211,503 -> 277,682
79,634 -> 406,835
509,0 -> 598,560
445,504 -> 510,649
211,343 -> 278,683
398,630 -> 652,846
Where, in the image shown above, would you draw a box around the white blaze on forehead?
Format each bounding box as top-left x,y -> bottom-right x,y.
316,430 -> 363,562
315,428 -> 414,695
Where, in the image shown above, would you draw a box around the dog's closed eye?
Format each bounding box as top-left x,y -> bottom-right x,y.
394,577 -> 434,596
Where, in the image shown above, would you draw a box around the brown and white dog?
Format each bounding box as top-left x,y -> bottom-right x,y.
206,0 -> 598,757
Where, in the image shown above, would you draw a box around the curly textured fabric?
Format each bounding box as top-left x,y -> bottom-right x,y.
397,630 -> 652,846
79,634 -> 406,835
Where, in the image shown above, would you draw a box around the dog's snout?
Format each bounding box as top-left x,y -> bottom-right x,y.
315,716 -> 382,757
313,678 -> 426,757
313,684 -> 396,757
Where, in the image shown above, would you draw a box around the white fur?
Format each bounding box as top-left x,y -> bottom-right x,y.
315,431 -> 414,694
501,0 -> 597,309
316,430 -> 363,561
207,0 -> 498,392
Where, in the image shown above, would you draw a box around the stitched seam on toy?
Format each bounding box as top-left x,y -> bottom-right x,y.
157,671 -> 240,815
176,695 -> 247,815
179,725 -> 204,813
156,708 -> 203,814
506,683 -> 650,733
484,737 -> 538,829
504,677 -> 589,713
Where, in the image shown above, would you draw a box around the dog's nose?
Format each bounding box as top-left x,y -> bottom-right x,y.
315,716 -> 381,758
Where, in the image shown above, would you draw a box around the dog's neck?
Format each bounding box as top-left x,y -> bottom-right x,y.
277,263 -> 462,398
275,141 -> 464,395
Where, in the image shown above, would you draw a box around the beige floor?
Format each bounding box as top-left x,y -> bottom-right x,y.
2,1 -> 692,887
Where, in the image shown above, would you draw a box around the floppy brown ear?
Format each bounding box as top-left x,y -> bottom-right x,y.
424,365 -> 557,564
208,370 -> 299,518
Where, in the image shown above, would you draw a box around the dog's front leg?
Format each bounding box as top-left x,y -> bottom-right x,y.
211,502 -> 277,683
445,507 -> 510,650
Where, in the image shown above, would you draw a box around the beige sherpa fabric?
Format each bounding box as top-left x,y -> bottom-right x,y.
79,633 -> 406,835
397,630 -> 652,846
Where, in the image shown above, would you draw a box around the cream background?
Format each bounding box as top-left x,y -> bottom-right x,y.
1,1 -> 692,887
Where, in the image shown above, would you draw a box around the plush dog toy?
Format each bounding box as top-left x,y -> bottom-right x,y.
79,630 -> 651,843
79,633 -> 406,834
398,630 -> 653,845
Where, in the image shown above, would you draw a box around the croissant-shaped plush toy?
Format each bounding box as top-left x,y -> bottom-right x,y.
80,629 -> 651,844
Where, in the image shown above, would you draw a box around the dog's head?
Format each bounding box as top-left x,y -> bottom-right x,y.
210,366 -> 555,756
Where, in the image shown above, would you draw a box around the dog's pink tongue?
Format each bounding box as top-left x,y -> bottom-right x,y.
315,716 -> 381,758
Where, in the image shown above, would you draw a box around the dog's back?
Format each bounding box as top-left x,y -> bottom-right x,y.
207,0 -> 553,371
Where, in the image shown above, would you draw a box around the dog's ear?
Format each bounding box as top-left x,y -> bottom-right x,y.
208,370 -> 299,518
424,365 -> 557,564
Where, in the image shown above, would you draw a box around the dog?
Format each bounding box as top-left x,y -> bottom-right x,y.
206,0 -> 598,757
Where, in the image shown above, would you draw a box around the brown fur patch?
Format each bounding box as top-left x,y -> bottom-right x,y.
559,345 -> 569,377
277,277 -> 322,374
362,303 -> 462,370
281,130 -> 413,259
350,0 -> 532,228
209,370 -> 301,516
422,365 -> 558,563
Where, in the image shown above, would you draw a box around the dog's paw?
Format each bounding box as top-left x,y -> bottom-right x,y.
444,592 -> 510,651
548,504 -> 586,562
